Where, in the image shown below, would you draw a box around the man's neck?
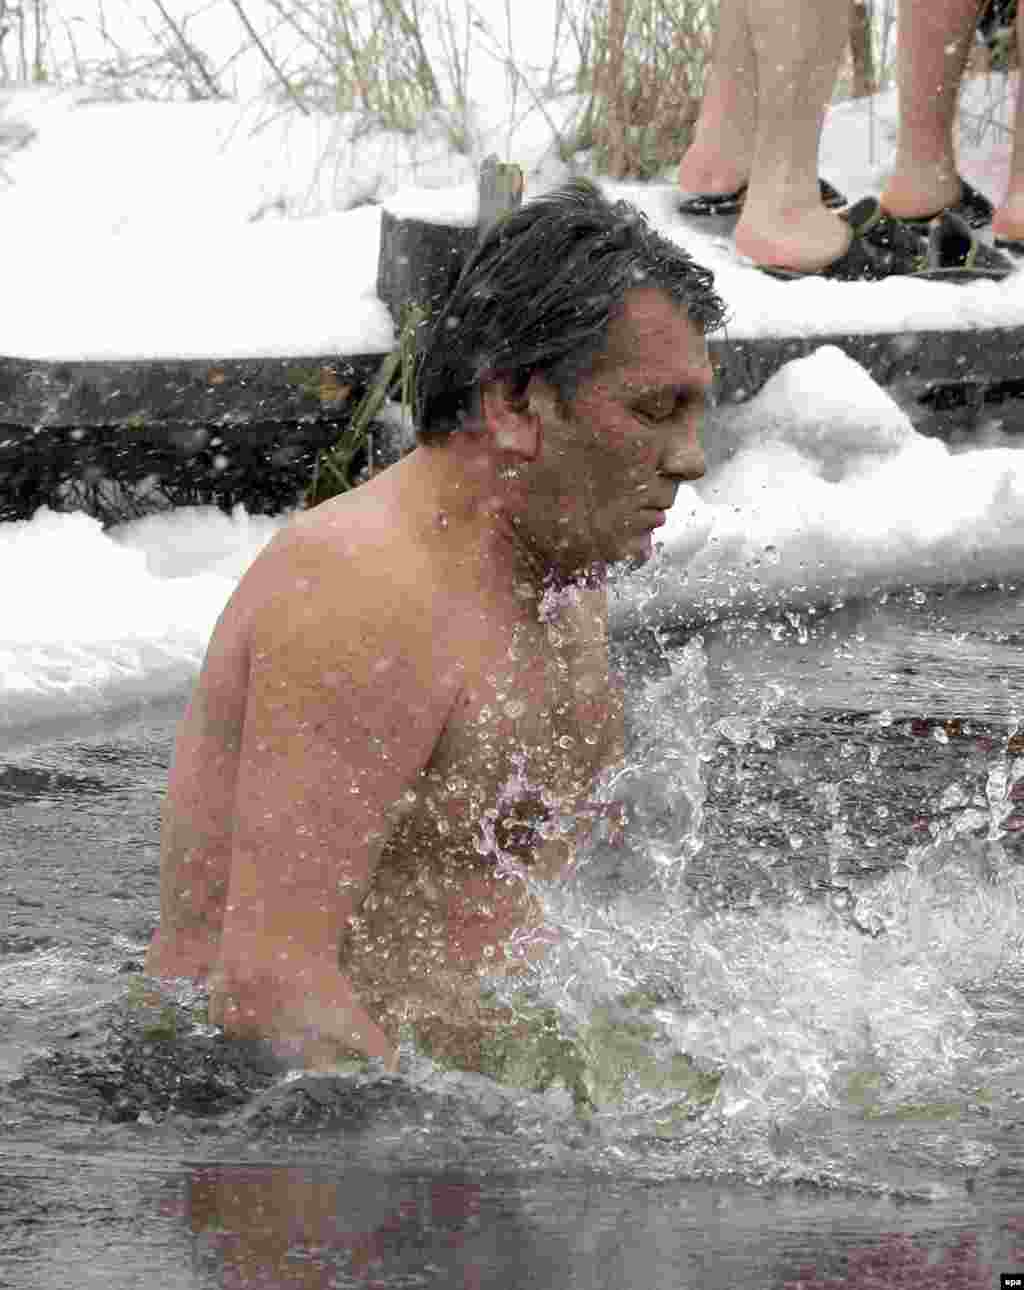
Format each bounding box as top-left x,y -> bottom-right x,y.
388,442 -> 611,636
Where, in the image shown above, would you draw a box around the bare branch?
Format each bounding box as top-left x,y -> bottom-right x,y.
149,0 -> 224,99
226,0 -> 309,113
262,0 -> 333,66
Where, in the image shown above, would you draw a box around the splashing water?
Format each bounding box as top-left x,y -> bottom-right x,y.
477,627 -> 1024,1146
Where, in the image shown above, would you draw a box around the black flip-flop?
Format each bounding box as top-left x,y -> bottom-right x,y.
995,236 -> 1024,256
756,197 -> 1011,282
678,176 -> 846,218
921,209 -> 1013,280
889,177 -> 994,231
757,197 -> 927,281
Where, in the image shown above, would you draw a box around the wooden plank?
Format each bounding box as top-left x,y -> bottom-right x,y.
376,211 -> 475,333
710,326 -> 1024,442
0,401 -> 418,525
375,155 -> 523,332
0,352 -> 383,429
2,324 -> 1023,525
5,326 -> 1021,438
0,351 -> 396,523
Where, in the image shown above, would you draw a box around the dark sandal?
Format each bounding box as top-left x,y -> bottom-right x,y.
757,196 -> 928,281
920,209 -> 1012,280
891,177 -> 994,231
678,176 -> 846,218
678,185 -> 747,217
995,236 -> 1024,256
756,197 -> 1011,282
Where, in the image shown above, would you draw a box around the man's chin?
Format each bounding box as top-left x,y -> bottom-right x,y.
619,550 -> 652,573
616,532 -> 656,569
546,535 -> 652,585
545,562 -> 609,591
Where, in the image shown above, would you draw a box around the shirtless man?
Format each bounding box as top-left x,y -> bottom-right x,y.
145,180 -> 725,1071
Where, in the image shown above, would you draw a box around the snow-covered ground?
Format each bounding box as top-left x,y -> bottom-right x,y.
2,76 -> 1023,361
1,76 -> 1023,731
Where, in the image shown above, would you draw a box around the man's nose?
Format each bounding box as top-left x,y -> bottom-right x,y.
660,428 -> 705,482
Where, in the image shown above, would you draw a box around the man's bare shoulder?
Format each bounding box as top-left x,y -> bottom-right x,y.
242,486 -> 414,605
232,486 -> 462,704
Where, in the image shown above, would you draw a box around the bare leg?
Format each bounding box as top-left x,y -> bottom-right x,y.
734,0 -> 851,271
881,0 -> 982,218
992,10 -> 1024,240
677,0 -> 756,195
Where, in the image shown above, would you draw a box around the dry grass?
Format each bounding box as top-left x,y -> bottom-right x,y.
577,0 -> 717,179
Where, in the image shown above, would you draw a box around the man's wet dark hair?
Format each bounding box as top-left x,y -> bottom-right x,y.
414,178 -> 726,442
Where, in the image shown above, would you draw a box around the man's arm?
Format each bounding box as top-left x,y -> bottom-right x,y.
148,590 -> 252,980
209,548 -> 452,1069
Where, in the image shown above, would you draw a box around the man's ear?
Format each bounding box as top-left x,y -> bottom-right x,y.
479,379 -> 541,461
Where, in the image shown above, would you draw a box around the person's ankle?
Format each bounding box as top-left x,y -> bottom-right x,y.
677,147 -> 748,195
992,200 -> 1024,242
880,168 -> 962,219
734,207 -> 851,273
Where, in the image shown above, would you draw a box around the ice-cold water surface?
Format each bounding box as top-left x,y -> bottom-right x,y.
1,583 -> 1023,1288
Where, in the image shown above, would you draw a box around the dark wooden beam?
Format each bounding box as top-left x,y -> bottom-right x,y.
710,326 -> 1024,443
376,154 -> 523,333
0,352 -> 383,430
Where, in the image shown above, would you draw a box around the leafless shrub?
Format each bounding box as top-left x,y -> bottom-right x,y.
252,0 -> 473,145
574,0 -> 717,180
0,0 -> 228,100
0,0 -> 51,83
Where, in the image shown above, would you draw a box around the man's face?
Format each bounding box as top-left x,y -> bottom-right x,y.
517,287 -> 713,578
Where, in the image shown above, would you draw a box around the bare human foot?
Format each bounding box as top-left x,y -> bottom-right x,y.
879,165 -> 964,222
676,23 -> 754,200
992,191 -> 1024,244
678,147 -> 749,200
733,200 -> 852,274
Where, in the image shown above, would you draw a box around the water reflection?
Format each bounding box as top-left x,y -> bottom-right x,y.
187,1166 -> 515,1289
180,1163 -> 1024,1290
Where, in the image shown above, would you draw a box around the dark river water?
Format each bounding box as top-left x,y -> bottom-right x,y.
1,582 -> 1023,1289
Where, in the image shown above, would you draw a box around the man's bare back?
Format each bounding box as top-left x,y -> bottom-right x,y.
145,185 -> 723,1073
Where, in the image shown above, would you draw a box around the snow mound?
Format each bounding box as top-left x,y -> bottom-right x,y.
714,346 -> 917,481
